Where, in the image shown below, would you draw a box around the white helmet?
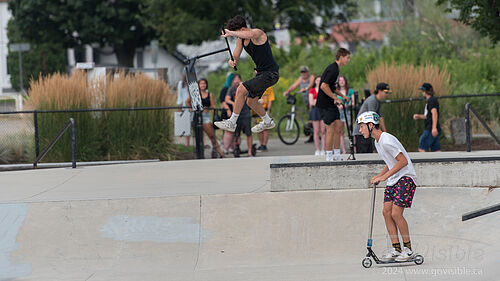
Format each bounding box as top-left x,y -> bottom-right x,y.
357,111 -> 380,125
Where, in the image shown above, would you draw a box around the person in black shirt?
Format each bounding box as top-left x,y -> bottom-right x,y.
215,15 -> 279,135
186,79 -> 224,158
316,48 -> 351,161
413,83 -> 441,152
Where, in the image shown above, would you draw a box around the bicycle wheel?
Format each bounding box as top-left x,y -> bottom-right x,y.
278,114 -> 300,145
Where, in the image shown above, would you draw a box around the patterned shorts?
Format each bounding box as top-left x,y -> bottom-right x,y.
384,176 -> 417,208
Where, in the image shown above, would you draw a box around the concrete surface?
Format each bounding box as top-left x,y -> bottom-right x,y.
0,150 -> 499,281
270,157 -> 500,191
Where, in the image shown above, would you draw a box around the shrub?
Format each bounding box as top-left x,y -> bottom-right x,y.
27,71 -> 176,162
366,63 -> 452,150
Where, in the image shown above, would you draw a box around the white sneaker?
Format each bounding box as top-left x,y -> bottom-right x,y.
214,119 -> 236,132
395,247 -> 414,261
325,154 -> 334,162
381,248 -> 400,261
320,150 -> 325,156
335,155 -> 343,161
314,150 -> 320,156
251,120 -> 275,133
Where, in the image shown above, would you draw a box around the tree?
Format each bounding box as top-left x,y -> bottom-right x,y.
6,15 -> 66,90
436,0 -> 500,44
8,0 -> 154,67
140,0 -> 357,51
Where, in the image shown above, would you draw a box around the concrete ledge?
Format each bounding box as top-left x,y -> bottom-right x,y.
270,157 -> 500,191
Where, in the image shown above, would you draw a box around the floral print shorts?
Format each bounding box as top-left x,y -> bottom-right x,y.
384,176 -> 417,208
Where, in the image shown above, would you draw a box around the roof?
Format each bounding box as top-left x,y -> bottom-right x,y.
330,20 -> 398,43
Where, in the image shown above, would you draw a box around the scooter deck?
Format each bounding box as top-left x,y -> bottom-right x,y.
372,254 -> 421,264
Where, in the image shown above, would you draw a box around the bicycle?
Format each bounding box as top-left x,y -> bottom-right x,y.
277,92 -> 312,145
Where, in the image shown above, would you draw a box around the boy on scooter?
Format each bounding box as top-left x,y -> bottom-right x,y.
357,111 -> 417,261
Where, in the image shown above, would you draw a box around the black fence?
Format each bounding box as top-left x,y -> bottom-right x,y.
0,106 -> 223,165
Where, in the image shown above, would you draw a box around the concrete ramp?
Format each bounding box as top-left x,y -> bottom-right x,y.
4,187 -> 499,281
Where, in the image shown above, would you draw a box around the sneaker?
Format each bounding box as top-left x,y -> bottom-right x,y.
214,119 -> 236,132
314,150 -> 320,156
320,150 -> 325,156
257,145 -> 267,152
395,247 -> 415,262
335,155 -> 343,161
251,120 -> 275,133
326,154 -> 334,162
381,248 -> 401,261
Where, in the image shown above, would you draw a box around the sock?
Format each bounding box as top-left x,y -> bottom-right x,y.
228,113 -> 239,124
393,242 -> 401,252
403,241 -> 412,251
326,151 -> 333,161
261,112 -> 272,124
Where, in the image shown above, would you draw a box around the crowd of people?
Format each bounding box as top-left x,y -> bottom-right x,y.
176,67 -> 441,159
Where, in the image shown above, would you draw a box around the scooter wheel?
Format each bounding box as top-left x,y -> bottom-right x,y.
233,147 -> 240,158
414,255 -> 424,265
251,144 -> 257,156
362,257 -> 372,268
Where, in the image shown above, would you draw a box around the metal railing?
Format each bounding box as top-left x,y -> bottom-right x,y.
465,103 -> 500,152
0,106 -> 224,165
383,92 -> 500,104
34,118 -> 76,169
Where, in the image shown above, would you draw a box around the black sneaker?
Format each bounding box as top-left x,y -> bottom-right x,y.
257,145 -> 267,152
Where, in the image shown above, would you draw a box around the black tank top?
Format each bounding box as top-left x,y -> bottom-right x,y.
201,92 -> 211,108
243,38 -> 279,73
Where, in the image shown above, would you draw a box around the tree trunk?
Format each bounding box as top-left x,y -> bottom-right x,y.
113,44 -> 135,67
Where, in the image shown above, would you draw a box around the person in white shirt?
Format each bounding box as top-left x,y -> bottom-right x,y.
357,111 -> 417,262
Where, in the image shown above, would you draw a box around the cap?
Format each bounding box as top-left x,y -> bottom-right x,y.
420,83 -> 433,91
300,66 -> 309,73
376,82 -> 391,93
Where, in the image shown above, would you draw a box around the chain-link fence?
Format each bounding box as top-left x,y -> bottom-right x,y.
0,113 -> 35,164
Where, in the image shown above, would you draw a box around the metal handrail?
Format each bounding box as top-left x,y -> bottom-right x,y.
33,118 -> 76,169
384,92 -> 500,104
465,103 -> 500,152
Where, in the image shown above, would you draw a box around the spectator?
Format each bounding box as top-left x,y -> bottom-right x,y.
308,75 -> 326,156
413,83 -> 441,152
219,73 -> 235,120
225,74 -> 254,157
336,75 -> 355,154
176,74 -> 190,147
316,48 -> 351,161
283,65 -> 315,143
353,83 -> 390,153
186,78 -> 224,158
256,86 -> 275,152
219,73 -> 235,153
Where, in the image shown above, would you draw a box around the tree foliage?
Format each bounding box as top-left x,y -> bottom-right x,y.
6,17 -> 66,90
8,0 -> 154,67
140,0 -> 356,51
437,0 -> 500,44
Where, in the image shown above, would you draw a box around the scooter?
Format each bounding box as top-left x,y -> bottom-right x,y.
362,182 -> 424,268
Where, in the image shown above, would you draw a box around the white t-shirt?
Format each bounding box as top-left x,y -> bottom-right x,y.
374,132 -> 417,186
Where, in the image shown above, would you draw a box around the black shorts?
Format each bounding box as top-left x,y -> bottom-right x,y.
235,116 -> 252,137
242,71 -> 279,99
318,107 -> 340,125
355,135 -> 374,153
